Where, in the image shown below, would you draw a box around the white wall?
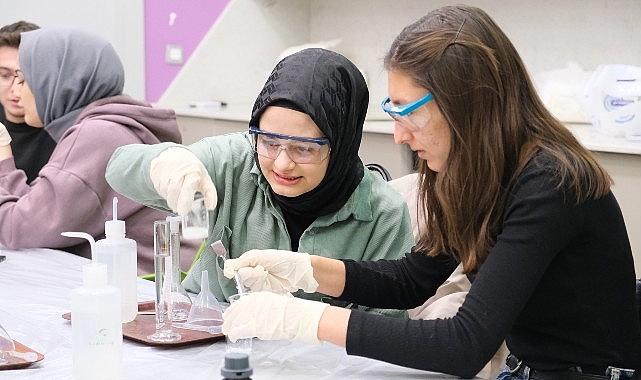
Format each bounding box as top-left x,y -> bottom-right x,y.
307,0 -> 641,118
5,0 -> 639,111
0,0 -> 145,99
157,0 -> 310,108
158,0 -> 641,117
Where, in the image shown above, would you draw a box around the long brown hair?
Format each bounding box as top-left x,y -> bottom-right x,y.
384,5 -> 611,273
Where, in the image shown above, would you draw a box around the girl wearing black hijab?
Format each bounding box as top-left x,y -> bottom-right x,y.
106,48 -> 415,303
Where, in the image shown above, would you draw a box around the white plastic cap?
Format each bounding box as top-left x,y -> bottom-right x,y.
82,263 -> 108,287
105,219 -> 126,239
166,215 -> 181,233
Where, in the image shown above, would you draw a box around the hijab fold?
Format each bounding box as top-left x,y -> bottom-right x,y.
250,48 -> 368,218
19,26 -> 125,142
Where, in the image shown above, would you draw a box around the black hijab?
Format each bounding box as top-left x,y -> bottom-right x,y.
250,48 -> 368,225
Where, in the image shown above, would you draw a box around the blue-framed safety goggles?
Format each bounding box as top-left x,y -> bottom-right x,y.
381,92 -> 434,117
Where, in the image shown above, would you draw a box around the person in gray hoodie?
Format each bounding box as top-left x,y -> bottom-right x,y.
0,26 -> 195,274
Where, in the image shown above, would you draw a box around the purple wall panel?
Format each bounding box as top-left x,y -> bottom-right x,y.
144,0 -> 229,102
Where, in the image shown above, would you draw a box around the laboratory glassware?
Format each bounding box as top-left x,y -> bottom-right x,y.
166,216 -> 193,321
174,270 -> 224,334
225,293 -> 253,355
211,240 -> 245,295
147,220 -> 181,343
0,322 -> 14,364
0,322 -> 38,364
182,192 -> 209,240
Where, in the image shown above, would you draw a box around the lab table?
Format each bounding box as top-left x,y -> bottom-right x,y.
0,248 -> 455,379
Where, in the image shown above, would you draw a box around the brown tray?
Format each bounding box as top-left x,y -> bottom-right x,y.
0,340 -> 44,370
63,301 -> 225,347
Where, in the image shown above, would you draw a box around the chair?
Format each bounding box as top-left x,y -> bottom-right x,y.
365,163 -> 392,181
388,173 -> 508,379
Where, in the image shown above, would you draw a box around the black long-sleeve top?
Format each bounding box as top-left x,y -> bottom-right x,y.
341,153 -> 641,378
1,104 -> 56,183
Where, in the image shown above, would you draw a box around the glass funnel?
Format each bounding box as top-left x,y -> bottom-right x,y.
175,270 -> 224,334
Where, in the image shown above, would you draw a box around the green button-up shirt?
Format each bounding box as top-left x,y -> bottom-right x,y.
106,133 -> 414,314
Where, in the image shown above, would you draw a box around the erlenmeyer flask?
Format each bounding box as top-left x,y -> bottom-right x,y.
176,270 -> 223,334
0,322 -> 15,364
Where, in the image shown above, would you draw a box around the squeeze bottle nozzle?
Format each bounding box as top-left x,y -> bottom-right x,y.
61,232 -> 97,261
61,232 -> 106,287
105,197 -> 126,239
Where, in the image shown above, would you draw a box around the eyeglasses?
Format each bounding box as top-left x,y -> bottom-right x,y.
0,68 -> 19,88
381,92 -> 434,130
248,126 -> 330,164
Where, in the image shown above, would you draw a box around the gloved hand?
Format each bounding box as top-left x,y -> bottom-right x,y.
223,249 -> 318,294
149,147 -> 217,215
0,122 -> 11,147
222,292 -> 328,344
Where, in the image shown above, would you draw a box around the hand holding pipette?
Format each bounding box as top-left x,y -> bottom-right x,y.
222,249 -> 318,294
211,240 -> 244,295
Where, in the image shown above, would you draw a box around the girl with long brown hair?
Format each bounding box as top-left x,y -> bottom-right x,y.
221,5 -> 641,379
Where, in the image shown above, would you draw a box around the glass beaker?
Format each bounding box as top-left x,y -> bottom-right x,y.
182,192 -> 209,240
225,293 -> 252,355
148,220 -> 181,343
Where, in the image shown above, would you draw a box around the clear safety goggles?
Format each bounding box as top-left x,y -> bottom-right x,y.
249,126 -> 330,164
381,92 -> 434,131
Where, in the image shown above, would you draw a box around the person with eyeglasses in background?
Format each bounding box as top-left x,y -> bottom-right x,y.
219,5 -> 641,380
0,21 -> 56,183
0,25 -> 198,274
106,48 -> 415,313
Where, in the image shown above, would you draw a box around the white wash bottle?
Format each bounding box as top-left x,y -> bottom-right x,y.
63,232 -> 123,380
94,197 -> 138,322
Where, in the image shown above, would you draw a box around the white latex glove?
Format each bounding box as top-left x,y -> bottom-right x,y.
0,122 -> 11,146
223,249 -> 318,294
222,292 -> 328,344
149,147 -> 217,215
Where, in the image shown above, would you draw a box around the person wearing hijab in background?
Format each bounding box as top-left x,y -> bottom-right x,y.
106,48 -> 415,310
0,26 -> 197,275
0,20 -> 56,183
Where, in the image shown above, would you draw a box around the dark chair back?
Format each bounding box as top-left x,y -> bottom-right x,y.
365,163 -> 392,182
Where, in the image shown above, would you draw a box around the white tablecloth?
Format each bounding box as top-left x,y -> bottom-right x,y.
0,248 -> 454,379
